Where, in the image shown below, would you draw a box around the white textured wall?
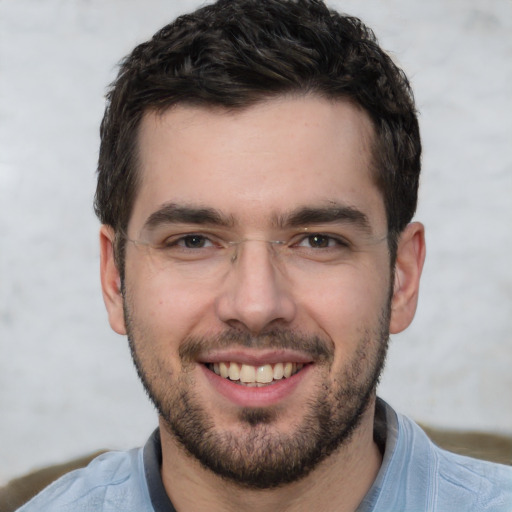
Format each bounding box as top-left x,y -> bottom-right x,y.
0,0 -> 511,483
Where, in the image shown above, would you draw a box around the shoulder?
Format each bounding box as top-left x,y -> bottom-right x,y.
16,448 -> 153,512
434,446 -> 512,511
398,412 -> 512,512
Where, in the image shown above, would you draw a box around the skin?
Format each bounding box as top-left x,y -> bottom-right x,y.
100,95 -> 425,512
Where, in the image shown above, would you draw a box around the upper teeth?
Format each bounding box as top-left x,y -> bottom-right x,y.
210,362 -> 304,386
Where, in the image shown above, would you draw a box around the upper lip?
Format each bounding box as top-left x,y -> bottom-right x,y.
196,349 -> 314,366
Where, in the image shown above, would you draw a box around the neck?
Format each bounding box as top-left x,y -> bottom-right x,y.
159,400 -> 382,512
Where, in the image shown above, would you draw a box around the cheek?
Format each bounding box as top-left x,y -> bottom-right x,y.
295,265 -> 390,341
125,260 -> 219,341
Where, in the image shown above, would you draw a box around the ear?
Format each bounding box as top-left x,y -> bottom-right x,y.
99,225 -> 127,335
389,222 -> 426,334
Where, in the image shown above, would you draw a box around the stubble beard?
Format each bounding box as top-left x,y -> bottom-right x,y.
125,303 -> 390,490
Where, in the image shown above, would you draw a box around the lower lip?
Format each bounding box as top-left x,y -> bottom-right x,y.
200,364 -> 312,408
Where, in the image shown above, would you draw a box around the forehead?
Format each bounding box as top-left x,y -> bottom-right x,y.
130,95 -> 385,235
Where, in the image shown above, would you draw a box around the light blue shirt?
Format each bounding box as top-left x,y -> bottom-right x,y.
16,400 -> 512,512
357,400 -> 512,511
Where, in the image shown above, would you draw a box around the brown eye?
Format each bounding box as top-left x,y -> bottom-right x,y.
294,233 -> 350,251
307,234 -> 331,248
181,235 -> 209,248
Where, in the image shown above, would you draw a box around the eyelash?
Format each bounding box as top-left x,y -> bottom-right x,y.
166,234 -> 216,249
294,233 -> 350,249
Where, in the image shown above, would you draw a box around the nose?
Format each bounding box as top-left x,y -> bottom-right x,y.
215,240 -> 297,334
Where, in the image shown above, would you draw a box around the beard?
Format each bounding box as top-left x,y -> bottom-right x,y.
125,302 -> 390,490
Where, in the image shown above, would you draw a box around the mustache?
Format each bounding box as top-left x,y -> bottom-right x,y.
179,329 -> 334,364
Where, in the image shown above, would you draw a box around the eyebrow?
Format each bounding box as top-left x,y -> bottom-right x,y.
277,204 -> 372,233
142,203 -> 235,231
141,202 -> 373,234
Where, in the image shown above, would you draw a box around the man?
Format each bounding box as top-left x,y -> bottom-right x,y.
17,0 -> 512,510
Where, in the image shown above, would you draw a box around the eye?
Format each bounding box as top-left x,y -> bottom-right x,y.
179,234 -> 211,248
296,233 -> 347,249
161,234 -> 215,249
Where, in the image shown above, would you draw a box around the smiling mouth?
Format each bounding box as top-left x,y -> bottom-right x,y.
205,362 -> 306,387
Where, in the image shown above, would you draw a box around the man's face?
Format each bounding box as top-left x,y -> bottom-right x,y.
112,96 -> 395,487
